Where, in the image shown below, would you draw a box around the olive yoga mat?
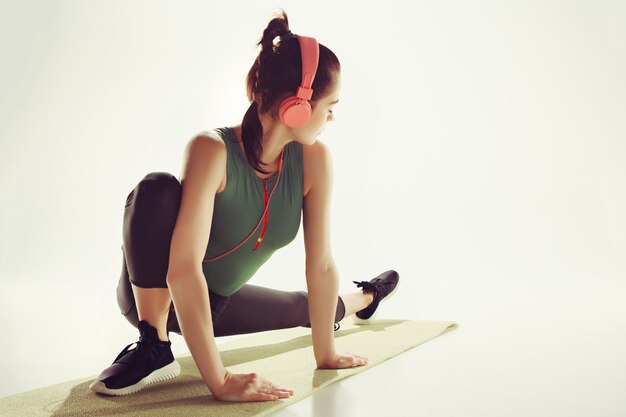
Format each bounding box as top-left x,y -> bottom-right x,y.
0,318 -> 458,417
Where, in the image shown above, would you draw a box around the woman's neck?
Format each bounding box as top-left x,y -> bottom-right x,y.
233,123 -> 287,179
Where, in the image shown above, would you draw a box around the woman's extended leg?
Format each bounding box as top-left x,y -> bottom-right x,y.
339,291 -> 375,317
207,284 -> 373,337
199,270 -> 396,337
211,284 -> 332,336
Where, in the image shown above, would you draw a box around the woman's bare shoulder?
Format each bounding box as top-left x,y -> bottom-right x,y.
303,139 -> 330,156
191,129 -> 226,145
302,139 -> 332,198
180,130 -> 228,192
183,130 -> 228,158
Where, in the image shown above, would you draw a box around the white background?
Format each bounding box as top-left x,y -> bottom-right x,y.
1,0 -> 625,416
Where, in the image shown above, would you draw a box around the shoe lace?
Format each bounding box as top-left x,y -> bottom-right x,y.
114,338 -> 162,364
353,280 -> 379,301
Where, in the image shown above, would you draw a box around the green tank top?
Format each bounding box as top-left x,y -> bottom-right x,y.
201,126 -> 304,296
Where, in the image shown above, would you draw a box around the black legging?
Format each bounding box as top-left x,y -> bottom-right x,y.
115,172 -> 346,337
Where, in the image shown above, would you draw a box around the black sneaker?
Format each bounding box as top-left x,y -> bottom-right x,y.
352,270 -> 400,324
89,320 -> 181,396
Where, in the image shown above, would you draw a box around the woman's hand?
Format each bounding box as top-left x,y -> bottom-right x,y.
212,372 -> 294,402
317,352 -> 369,369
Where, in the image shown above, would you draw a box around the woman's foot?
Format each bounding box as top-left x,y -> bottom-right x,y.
89,320 -> 180,396
352,270 -> 400,324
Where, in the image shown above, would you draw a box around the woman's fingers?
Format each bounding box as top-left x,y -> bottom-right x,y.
346,351 -> 368,360
252,378 -> 294,400
275,386 -> 294,394
253,393 -> 279,401
341,352 -> 369,367
270,384 -> 294,397
216,372 -> 294,402
271,386 -> 294,396
273,390 -> 293,398
353,355 -> 369,366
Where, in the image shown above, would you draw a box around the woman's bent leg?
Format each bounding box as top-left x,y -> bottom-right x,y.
211,284 -> 346,337
115,172 -> 182,341
91,172 -> 185,396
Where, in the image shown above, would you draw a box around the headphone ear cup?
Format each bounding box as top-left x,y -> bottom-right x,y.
279,96 -> 312,128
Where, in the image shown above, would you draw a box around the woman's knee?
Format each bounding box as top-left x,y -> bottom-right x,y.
139,172 -> 181,201
132,172 -> 181,210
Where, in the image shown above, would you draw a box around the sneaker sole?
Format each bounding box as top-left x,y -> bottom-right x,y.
352,276 -> 400,325
89,359 -> 181,396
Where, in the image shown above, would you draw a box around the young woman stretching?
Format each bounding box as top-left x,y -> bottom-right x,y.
90,9 -> 400,402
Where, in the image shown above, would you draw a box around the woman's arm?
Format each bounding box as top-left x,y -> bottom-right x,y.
166,133 -> 293,401
303,140 -> 367,368
166,134 -> 228,391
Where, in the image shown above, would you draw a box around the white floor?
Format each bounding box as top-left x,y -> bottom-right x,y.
1,274 -> 624,417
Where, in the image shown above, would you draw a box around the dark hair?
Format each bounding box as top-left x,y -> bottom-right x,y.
241,9 -> 341,175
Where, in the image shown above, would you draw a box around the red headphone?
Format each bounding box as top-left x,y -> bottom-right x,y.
203,32 -> 319,263
279,35 -> 320,128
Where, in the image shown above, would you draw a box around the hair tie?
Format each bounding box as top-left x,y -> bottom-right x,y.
281,30 -> 295,42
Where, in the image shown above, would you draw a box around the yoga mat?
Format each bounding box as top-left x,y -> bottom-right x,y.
0,318 -> 457,417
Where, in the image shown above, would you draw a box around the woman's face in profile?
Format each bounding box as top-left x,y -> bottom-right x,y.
292,73 -> 341,145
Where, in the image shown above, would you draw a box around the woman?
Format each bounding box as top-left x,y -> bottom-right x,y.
90,9 -> 399,402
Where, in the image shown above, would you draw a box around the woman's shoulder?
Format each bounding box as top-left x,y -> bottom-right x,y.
181,130 -> 228,193
184,129 -> 232,157
191,129 -> 227,145
302,139 -> 331,167
302,139 -> 332,198
183,130 -> 228,166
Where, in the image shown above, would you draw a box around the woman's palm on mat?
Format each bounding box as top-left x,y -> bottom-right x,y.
213,372 -> 295,402
317,351 -> 369,369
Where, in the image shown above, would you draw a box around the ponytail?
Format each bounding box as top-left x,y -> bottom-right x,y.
241,101 -> 266,174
